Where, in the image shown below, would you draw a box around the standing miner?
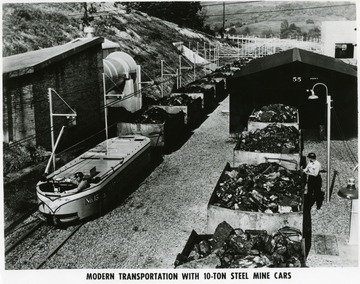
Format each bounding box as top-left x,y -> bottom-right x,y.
303,152 -> 324,211
302,152 -> 324,257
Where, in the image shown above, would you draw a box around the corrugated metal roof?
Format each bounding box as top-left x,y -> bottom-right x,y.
230,48 -> 357,79
3,37 -> 104,77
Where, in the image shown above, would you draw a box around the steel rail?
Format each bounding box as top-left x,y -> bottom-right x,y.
35,223 -> 83,269
4,206 -> 39,236
5,219 -> 44,255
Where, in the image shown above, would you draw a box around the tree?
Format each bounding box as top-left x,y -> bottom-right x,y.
262,29 -> 273,38
308,27 -> 321,38
280,21 -> 302,38
280,20 -> 289,33
228,27 -> 237,35
80,2 -> 96,26
239,26 -> 250,36
121,2 -> 207,30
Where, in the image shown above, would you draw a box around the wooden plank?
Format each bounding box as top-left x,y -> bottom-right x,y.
313,234 -> 339,255
324,235 -> 339,256
313,234 -> 327,255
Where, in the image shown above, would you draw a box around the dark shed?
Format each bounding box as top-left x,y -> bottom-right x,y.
228,48 -> 357,138
3,37 -> 105,150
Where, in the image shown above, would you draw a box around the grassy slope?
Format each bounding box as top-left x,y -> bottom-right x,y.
203,1 -> 356,35
2,2 -> 221,97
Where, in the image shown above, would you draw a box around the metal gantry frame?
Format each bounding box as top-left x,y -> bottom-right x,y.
179,55 -> 194,88
161,60 -> 178,97
46,88 -> 77,174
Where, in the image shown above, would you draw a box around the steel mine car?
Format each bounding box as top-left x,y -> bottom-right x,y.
36,135 -> 151,225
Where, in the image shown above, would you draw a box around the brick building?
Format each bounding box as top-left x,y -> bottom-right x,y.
2,37 -> 105,150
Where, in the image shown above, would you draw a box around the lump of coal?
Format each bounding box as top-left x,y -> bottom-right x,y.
213,162 -> 303,213
175,222 -> 305,268
235,124 -> 300,153
250,104 -> 298,123
157,94 -> 195,106
132,107 -> 171,123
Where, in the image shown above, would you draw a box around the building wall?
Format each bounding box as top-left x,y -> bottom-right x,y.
322,21 -> 357,61
2,77 -> 36,144
3,44 -> 104,150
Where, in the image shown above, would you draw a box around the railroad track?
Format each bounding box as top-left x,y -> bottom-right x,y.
5,218 -> 83,269
35,223 -> 83,269
4,206 -> 39,237
5,218 -> 44,255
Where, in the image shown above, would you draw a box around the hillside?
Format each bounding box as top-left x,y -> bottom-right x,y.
203,1 -> 356,36
2,2 -> 229,98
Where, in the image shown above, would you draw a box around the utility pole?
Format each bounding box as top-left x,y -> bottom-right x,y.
222,2 -> 225,39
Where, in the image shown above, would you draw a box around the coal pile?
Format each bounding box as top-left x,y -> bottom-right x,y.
175,221 -> 305,268
213,162 -> 303,213
215,64 -> 232,73
132,107 -> 172,124
211,72 -> 229,79
251,104 -> 297,123
179,84 -> 208,93
195,77 -> 217,85
235,124 -> 300,153
157,94 -> 195,106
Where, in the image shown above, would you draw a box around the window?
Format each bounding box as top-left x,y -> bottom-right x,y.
335,43 -> 354,58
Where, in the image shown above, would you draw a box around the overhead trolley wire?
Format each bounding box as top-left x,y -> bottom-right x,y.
6,57 -> 206,148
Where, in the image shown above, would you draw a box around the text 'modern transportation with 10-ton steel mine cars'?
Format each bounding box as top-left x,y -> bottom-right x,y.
36,135 -> 151,225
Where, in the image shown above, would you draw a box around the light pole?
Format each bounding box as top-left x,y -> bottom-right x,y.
307,82 -> 332,203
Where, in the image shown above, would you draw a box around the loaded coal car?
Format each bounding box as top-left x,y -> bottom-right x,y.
233,123 -> 302,170
207,73 -> 228,101
173,84 -> 217,113
117,106 -> 185,148
190,75 -> 226,102
248,104 -> 299,131
153,94 -> 202,127
175,221 -> 306,268
170,92 -> 205,111
207,162 -> 304,235
36,135 -> 151,225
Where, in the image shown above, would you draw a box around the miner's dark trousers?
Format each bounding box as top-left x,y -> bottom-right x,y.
304,175 -> 323,211
303,174 -> 323,257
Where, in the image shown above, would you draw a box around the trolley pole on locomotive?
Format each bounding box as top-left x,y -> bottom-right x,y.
307,82 -> 332,203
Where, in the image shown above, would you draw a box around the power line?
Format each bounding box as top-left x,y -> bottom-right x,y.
201,1 -> 263,7
205,3 -> 355,17
6,59 -> 208,148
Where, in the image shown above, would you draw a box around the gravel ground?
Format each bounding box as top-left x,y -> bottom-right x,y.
8,96 -> 358,269
45,97 -> 236,269
304,138 -> 358,267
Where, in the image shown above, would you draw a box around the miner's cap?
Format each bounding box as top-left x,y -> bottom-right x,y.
307,153 -> 316,159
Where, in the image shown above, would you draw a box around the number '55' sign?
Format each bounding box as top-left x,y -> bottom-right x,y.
293,77 -> 302,82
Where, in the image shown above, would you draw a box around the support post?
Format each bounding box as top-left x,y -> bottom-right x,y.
160,60 -> 164,97
103,73 -> 109,144
48,88 -> 55,171
326,94 -> 332,203
179,55 -> 182,88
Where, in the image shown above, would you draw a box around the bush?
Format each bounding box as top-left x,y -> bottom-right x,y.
3,143 -> 48,175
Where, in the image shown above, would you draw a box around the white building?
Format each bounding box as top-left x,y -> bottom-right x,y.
321,21 -> 357,64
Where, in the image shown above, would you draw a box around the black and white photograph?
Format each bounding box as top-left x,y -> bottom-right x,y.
1,0 -> 359,283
